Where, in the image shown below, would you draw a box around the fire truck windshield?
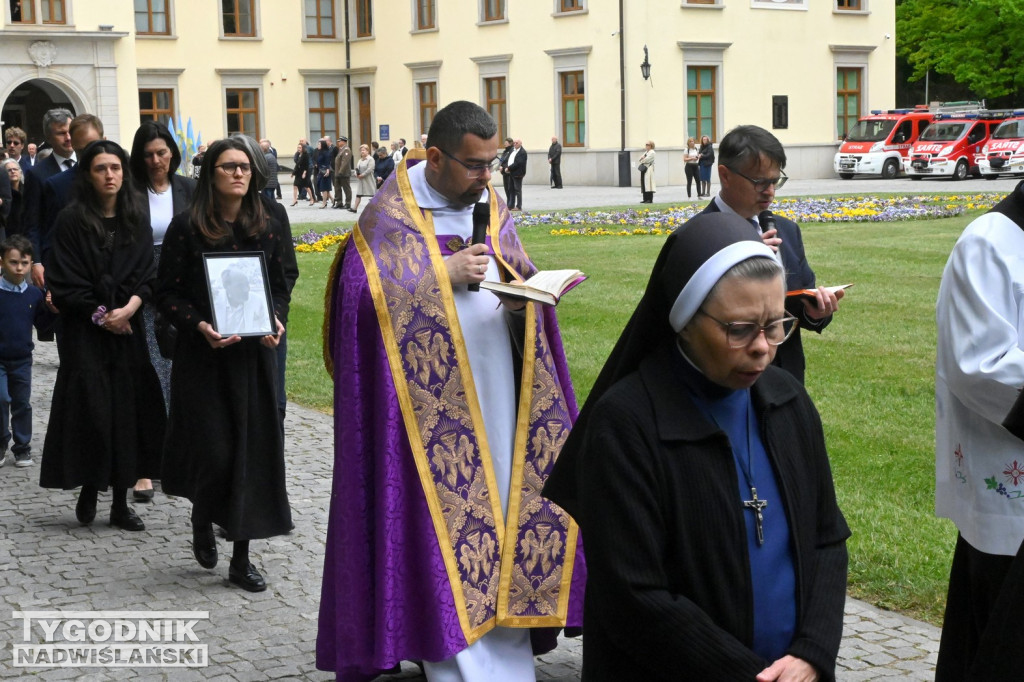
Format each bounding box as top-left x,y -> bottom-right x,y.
992,119 -> 1024,139
920,122 -> 968,142
845,119 -> 897,142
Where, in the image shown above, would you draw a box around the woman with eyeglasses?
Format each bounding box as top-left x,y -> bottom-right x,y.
39,140 -> 166,532
156,136 -> 292,592
349,144 -> 375,213
543,213 -> 849,682
127,120 -> 198,503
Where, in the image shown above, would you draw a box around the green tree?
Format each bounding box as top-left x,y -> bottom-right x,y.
897,0 -> 1024,102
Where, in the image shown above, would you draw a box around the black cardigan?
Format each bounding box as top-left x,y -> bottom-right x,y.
560,342 -> 849,681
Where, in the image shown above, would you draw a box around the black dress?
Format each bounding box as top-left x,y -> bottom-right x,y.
40,213 -> 166,490
156,212 -> 292,541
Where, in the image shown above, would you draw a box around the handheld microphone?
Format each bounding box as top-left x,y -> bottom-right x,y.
469,202 -> 490,292
757,210 -> 776,235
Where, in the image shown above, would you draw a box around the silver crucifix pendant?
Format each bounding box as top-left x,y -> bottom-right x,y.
743,486 -> 768,546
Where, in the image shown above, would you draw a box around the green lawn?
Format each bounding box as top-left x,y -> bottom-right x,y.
286,207 -> 978,626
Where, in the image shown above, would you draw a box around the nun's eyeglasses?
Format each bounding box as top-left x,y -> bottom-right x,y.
697,311 -> 798,347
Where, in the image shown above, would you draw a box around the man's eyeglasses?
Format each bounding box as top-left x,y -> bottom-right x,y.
439,148 -> 498,179
697,310 -> 798,348
728,167 -> 788,192
215,162 -> 252,175
5,139 -> 22,146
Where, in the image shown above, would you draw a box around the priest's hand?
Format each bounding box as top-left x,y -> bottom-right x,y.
260,318 -> 285,349
760,227 -> 782,253
198,320 -> 241,349
802,285 -> 843,321
494,294 -> 526,311
756,655 -> 818,682
446,242 -> 489,286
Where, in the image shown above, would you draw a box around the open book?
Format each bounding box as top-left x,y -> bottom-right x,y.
480,269 -> 586,306
787,283 -> 853,300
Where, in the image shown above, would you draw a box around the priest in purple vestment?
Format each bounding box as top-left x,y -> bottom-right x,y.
317,101 -> 585,682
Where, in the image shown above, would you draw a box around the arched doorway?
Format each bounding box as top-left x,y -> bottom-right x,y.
1,79 -> 76,146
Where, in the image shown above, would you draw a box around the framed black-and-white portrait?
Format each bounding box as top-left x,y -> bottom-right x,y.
202,252 -> 275,337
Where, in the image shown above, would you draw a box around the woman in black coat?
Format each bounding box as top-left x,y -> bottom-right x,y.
40,140 -> 166,532
291,143 -> 311,206
128,120 -> 197,502
544,213 -> 849,682
157,136 -> 291,593
1,158 -> 25,238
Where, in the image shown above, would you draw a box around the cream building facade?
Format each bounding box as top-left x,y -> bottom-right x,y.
0,0 -> 894,184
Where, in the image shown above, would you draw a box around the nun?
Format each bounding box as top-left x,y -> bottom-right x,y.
543,213 -> 849,682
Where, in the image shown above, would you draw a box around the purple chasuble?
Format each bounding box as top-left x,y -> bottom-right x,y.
317,153 -> 586,681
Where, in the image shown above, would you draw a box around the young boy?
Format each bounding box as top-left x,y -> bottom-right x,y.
0,235 -> 52,468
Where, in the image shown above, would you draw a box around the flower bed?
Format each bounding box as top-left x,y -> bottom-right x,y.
291,194 -> 1005,248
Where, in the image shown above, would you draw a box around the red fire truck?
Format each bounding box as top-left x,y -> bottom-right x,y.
978,112 -> 1024,179
904,111 -> 1004,181
834,103 -> 984,179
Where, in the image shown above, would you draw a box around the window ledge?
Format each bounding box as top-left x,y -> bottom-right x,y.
552,10 -> 589,18
350,34 -> 374,42
137,33 -> 177,39
302,36 -> 340,42
680,2 -> 724,8
410,27 -> 439,34
834,9 -> 870,15
219,35 -> 262,41
477,18 -> 509,26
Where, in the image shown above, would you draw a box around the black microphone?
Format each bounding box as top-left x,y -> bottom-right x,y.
468,202 -> 490,292
757,210 -> 776,235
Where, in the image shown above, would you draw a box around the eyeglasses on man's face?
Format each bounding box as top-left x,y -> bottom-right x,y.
215,162 -> 252,175
728,167 -> 788,193
439,148 -> 498,179
697,310 -> 798,348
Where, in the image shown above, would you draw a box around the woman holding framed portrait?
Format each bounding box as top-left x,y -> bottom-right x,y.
39,140 -> 166,532
156,136 -> 292,593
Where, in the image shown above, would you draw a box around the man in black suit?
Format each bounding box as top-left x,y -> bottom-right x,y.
548,136 -> 562,189
23,108 -> 76,288
506,138 -> 527,211
399,138 -> 408,157
700,125 -> 843,384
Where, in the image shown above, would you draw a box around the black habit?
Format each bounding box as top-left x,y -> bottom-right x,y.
559,342 -> 849,681
156,212 -> 292,541
40,212 -> 166,490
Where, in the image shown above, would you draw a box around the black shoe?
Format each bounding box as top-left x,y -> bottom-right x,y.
133,488 -> 155,502
192,524 -> 217,569
229,561 -> 267,592
76,489 -> 97,525
110,506 -> 145,531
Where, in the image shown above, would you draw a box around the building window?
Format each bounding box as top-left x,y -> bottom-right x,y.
305,0 -> 334,38
356,86 -> 371,147
10,0 -> 35,22
687,66 -> 716,141
484,77 -> 507,143
560,71 -> 585,147
226,88 -> 260,137
222,0 -> 255,37
415,0 -> 435,30
836,0 -> 861,9
355,0 -> 371,37
482,0 -> 503,21
418,82 -> 437,140
41,0 -> 65,23
558,0 -> 583,11
139,89 -> 175,128
135,0 -> 170,35
684,0 -> 717,4
308,88 -> 339,141
836,67 -> 861,139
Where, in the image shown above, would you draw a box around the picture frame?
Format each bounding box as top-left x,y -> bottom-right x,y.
202,252 -> 276,337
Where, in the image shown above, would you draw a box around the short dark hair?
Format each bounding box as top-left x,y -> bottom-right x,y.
426,101 -> 498,153
1,234 -> 33,260
718,125 -> 787,172
129,121 -> 181,189
70,114 -> 105,140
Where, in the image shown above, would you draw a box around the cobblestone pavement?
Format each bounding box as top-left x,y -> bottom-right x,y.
0,339 -> 940,680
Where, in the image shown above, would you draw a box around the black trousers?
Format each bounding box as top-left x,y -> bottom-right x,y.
550,163 -> 562,188
685,163 -> 699,197
509,176 -> 523,209
936,533 -> 1024,681
502,172 -> 513,206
